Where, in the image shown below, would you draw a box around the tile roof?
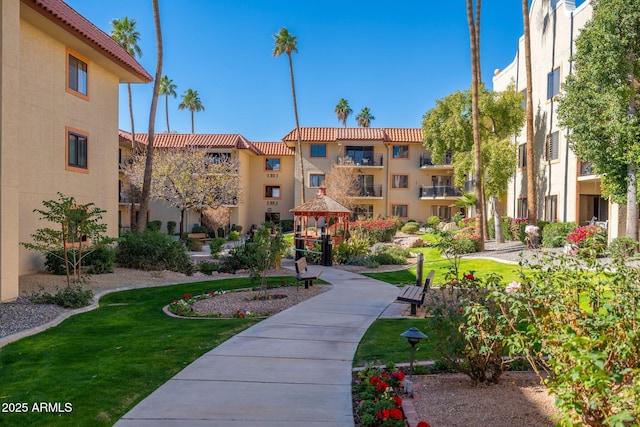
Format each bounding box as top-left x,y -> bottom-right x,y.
252,142 -> 294,156
290,191 -> 352,214
283,127 -> 424,143
121,132 -> 262,155
23,0 -> 152,83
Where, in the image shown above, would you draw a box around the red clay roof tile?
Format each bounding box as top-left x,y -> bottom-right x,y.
253,142 -> 294,156
283,127 -> 423,143
24,0 -> 152,82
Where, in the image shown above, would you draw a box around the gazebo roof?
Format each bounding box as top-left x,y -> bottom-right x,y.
290,188 -> 352,215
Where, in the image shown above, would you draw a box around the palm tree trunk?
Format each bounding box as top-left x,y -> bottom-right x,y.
191,110 -> 195,134
288,53 -> 305,203
522,0 -> 537,225
140,0 -> 163,229
466,0 -> 485,252
165,93 -> 170,133
127,82 -> 138,231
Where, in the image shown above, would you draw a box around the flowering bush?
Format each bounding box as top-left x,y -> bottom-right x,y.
353,366 -> 406,427
350,219 -> 399,244
167,290 -> 224,317
452,227 -> 480,253
508,218 -> 528,242
565,225 -> 607,257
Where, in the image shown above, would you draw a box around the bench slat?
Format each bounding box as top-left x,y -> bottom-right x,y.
396,269 -> 435,316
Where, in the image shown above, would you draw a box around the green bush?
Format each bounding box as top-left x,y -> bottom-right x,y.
116,231 -> 193,275
191,224 -> 210,235
370,245 -> 409,265
231,224 -> 243,233
185,238 -> 203,251
280,219 -> 294,233
166,221 -> 177,235
44,246 -> 115,275
146,220 -> 162,232
400,223 -> 420,234
228,231 -> 240,241
198,262 -> 219,275
209,237 -> 227,258
30,286 -> 94,309
426,215 -> 441,230
609,236 -> 638,262
541,222 -> 577,247
333,235 -> 370,264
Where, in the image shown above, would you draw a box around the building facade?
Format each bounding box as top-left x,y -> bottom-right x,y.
492,0 -> 625,236
1,0 -> 151,302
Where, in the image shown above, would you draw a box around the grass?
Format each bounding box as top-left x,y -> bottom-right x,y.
0,276 -> 294,427
363,245 -> 524,285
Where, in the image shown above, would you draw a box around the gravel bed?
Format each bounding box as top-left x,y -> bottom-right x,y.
0,298 -> 67,338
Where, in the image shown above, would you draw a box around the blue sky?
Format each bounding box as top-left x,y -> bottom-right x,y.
65,0 -> 586,142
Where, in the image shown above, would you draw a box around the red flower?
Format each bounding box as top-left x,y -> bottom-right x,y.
389,408 -> 403,420
391,371 -> 405,381
464,273 -> 475,281
376,381 -> 389,393
369,376 -> 380,385
172,300 -> 179,304
183,293 -> 192,299
392,395 -> 403,407
381,372 -> 389,378
417,422 -> 431,427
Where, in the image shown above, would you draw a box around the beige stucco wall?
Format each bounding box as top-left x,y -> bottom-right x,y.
493,0 -> 593,224
247,152 -> 295,228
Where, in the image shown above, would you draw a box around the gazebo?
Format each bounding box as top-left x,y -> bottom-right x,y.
290,188 -> 352,263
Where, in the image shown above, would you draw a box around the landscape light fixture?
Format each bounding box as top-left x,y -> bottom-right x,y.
400,327 -> 428,382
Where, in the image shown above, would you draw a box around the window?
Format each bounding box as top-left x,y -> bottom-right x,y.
310,144 -> 326,158
392,145 -> 409,159
547,67 -> 560,99
67,49 -> 88,98
391,204 -> 408,218
545,195 -> 558,222
265,185 -> 281,199
391,175 -> 409,189
545,131 -> 559,161
345,145 -> 374,165
265,157 -> 281,171
521,88 -> 527,110
517,197 -> 528,218
265,212 -> 280,224
352,204 -> 373,220
309,173 -> 325,187
518,143 -> 527,168
67,128 -> 88,171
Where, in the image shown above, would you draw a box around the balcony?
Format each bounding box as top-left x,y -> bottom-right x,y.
419,185 -> 462,198
356,184 -> 383,198
419,152 -> 452,168
337,154 -> 383,167
578,160 -> 600,182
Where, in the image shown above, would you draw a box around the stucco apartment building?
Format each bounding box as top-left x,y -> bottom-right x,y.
493,0 -> 629,238
120,127 -> 463,235
0,0 -> 151,302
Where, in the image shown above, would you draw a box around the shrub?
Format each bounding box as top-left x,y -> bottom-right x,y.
185,237 -> 203,252
609,236 -> 638,262
566,225 -> 607,258
353,365 -> 406,427
508,218 -> 528,242
198,262 -> 219,275
333,235 -> 370,265
400,223 -> 419,234
280,219 -> 294,233
146,220 -> 162,232
231,224 -> 243,233
426,215 -> 441,230
30,286 -> 93,309
541,222 -> 577,247
44,246 -> 115,275
370,246 -> 409,265
208,237 -> 227,258
166,221 -> 177,235
116,231 -> 193,275
351,219 -> 398,244
228,231 -> 240,241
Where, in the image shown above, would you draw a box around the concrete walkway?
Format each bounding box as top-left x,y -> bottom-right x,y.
115,264 -> 401,426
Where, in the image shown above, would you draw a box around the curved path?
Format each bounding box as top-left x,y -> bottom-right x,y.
115,264 -> 400,426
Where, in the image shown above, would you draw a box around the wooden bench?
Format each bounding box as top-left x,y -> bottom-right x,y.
294,257 -> 322,289
397,269 -> 435,316
187,233 -> 210,242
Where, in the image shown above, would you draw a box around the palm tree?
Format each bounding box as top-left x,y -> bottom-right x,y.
139,0 -> 163,231
465,0 -> 485,251
522,0 -> 537,226
178,89 -> 205,134
356,107 -> 375,128
110,16 -> 142,151
273,27 -> 305,203
159,75 -> 177,133
334,98 -> 352,127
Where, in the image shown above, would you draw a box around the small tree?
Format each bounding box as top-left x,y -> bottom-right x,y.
201,206 -> 231,237
244,224 -> 287,298
324,163 -> 359,209
21,193 -> 114,285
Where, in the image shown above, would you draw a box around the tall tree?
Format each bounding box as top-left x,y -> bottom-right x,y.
273,27 -> 305,203
159,75 -> 177,133
178,89 -> 205,134
139,0 -> 163,229
557,0 -> 640,240
111,17 -> 142,152
356,107 -> 375,128
465,0 -> 485,249
324,163 -> 359,209
111,16 -> 143,230
334,98 -> 352,127
521,0 -> 537,226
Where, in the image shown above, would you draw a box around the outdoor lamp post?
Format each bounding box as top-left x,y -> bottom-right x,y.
401,327 -> 428,381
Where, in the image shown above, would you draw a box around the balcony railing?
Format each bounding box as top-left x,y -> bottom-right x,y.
337,154 -> 383,167
357,184 -> 383,197
580,161 -> 595,176
419,185 -> 462,198
419,152 -> 452,168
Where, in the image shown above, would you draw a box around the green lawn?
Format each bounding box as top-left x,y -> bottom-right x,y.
0,277 -> 294,427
